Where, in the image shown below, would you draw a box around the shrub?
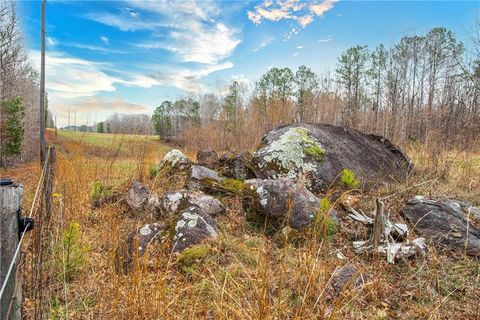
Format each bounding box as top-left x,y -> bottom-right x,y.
91,181 -> 112,202
56,222 -> 88,282
340,168 -> 359,189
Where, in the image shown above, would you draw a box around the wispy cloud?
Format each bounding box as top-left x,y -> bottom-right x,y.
100,36 -> 109,45
67,43 -> 128,54
318,35 -> 333,43
52,97 -> 149,116
247,0 -> 338,39
296,45 -> 304,49
253,36 -> 275,52
86,1 -> 240,66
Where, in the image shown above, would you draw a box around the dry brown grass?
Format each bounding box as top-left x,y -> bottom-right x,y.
3,130 -> 478,320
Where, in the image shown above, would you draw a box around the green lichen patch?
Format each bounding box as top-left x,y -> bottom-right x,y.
256,127 -> 325,180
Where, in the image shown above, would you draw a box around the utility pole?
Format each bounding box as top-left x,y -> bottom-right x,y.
39,0 -> 47,165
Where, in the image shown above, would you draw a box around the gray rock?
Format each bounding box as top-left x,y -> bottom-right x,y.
401,197 -> 480,257
252,123 -> 412,192
196,149 -> 218,167
328,264 -> 366,297
213,151 -> 255,180
156,149 -> 192,175
125,181 -> 150,210
172,207 -> 219,253
243,178 -> 321,230
157,190 -> 226,219
115,223 -> 164,274
187,165 -> 224,191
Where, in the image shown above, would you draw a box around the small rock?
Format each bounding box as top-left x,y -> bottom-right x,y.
157,190 -> 225,219
213,151 -> 255,180
243,178 -> 321,230
186,165 -> 224,191
402,197 -> 480,256
157,149 -> 192,175
125,181 -> 150,210
172,207 -> 219,253
115,223 -> 164,274
328,264 -> 366,297
196,149 -> 218,167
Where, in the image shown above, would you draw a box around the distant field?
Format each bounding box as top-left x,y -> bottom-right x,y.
55,129 -> 159,147
46,129 -> 171,162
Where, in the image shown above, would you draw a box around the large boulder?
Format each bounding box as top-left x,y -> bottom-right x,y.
115,223 -> 164,274
196,149 -> 218,168
213,151 -> 256,180
171,207 -> 219,253
157,190 -> 226,219
252,124 -> 412,192
401,197 -> 480,257
243,178 -> 326,230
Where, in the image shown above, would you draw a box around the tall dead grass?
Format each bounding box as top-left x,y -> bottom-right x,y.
9,128 -> 478,319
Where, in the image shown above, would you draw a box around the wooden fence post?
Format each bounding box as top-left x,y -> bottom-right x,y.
0,180 -> 23,320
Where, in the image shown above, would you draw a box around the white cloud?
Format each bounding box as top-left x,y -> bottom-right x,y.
86,1 -> 240,65
30,50 -> 117,100
147,61 -> 234,93
318,35 -> 333,43
46,37 -> 57,47
247,0 -> 338,39
52,97 -> 149,116
67,43 -> 127,54
100,36 -> 109,45
253,36 -> 275,52
296,45 -> 304,49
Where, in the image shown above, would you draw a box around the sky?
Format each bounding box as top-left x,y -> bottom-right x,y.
18,0 -> 479,126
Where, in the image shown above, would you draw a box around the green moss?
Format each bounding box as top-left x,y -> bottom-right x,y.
220,178 -> 244,194
91,181 -> 112,202
200,177 -> 244,195
176,244 -> 211,273
303,145 -> 324,161
340,168 -> 360,189
293,127 -> 325,162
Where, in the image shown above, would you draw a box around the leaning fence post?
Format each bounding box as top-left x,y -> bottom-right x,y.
0,180 -> 23,320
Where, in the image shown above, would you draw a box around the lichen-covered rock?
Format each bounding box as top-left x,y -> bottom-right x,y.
243,178 -> 321,230
125,181 -> 150,210
252,123 -> 412,192
120,181 -> 160,217
172,207 -> 219,253
213,151 -> 255,180
187,165 -> 223,190
196,149 -> 218,167
115,223 -> 164,274
157,149 -> 192,175
401,196 -> 480,257
157,190 -> 226,219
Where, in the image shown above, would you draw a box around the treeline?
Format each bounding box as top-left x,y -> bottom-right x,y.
96,113 -> 154,135
152,27 -> 479,153
0,1 -> 40,167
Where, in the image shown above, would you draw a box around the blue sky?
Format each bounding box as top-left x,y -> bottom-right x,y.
19,0 -> 479,126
